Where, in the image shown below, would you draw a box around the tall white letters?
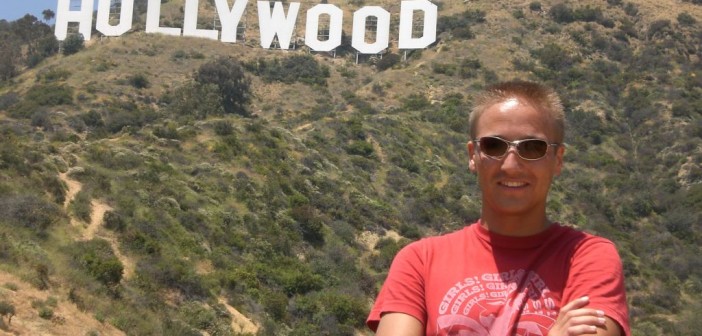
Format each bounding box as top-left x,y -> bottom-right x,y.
184,0 -> 219,39
54,0 -> 439,53
304,4 -> 343,52
55,0 -> 93,40
398,0 -> 437,49
351,6 -> 390,54
96,0 -> 134,37
257,1 -> 300,49
145,0 -> 180,37
215,0 -> 248,43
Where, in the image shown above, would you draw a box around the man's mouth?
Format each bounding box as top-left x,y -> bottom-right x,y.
499,181 -> 528,188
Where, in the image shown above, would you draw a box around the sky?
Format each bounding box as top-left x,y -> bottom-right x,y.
1,0 -> 97,22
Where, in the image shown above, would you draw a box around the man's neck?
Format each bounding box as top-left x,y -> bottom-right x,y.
479,211 -> 551,237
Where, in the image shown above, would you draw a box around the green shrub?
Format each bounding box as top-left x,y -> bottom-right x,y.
127,74 -> 150,89
245,54 -> 330,86
153,122 -> 181,140
376,53 -> 400,71
290,205 -> 325,246
62,33 -> 84,55
550,3 -> 574,23
648,19 -> 671,39
196,57 -> 251,116
0,92 -> 19,110
678,12 -> 697,25
262,290 -> 289,321
213,120 -> 233,136
345,140 -> 374,157
10,83 -> 73,118
402,93 -> 431,111
0,194 -> 64,236
70,239 -> 123,286
531,43 -> 572,71
103,211 -> 126,232
38,306 -> 53,319
103,100 -> 158,133
79,110 -> 104,128
342,91 -> 378,114
0,300 -> 15,322
370,238 -> 404,271
432,62 -> 456,75
70,190 -> 92,223
37,67 -> 70,82
165,82 -> 224,120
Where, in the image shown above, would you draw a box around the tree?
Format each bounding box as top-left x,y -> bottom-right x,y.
62,33 -> 84,55
42,9 -> 55,22
0,34 -> 21,80
0,301 -> 15,325
195,57 -> 251,116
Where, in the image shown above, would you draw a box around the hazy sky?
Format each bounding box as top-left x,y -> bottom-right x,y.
1,0 -> 98,22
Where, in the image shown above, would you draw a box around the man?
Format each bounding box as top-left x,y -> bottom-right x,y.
366,81 -> 629,336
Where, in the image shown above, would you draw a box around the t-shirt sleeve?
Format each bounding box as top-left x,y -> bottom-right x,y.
366,241 -> 427,332
562,238 -> 630,336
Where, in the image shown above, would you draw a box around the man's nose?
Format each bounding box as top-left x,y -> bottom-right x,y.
501,147 -> 523,170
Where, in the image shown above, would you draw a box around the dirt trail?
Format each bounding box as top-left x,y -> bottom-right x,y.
0,272 -> 125,336
58,172 -> 135,280
217,297 -> 259,335
53,173 -> 257,334
59,172 -> 81,209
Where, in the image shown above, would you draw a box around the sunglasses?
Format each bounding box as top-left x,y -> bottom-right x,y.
474,136 -> 559,160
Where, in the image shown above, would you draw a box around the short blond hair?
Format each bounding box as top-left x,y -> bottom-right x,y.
469,81 -> 565,143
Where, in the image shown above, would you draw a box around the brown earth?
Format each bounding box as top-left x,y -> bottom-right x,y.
3,171 -> 258,335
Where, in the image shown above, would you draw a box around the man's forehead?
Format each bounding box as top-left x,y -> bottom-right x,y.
498,98 -> 520,112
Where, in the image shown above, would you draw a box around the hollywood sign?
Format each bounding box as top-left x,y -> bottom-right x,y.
55,0 -> 438,54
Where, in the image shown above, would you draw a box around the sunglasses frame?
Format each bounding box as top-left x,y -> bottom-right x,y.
473,136 -> 560,161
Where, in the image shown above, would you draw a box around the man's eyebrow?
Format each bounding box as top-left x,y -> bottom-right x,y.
485,135 -> 548,140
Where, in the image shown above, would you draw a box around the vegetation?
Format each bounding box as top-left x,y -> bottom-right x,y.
195,57 -> 251,116
0,15 -> 57,81
244,54 -> 330,86
61,34 -> 85,56
0,0 -> 701,334
0,301 -> 15,324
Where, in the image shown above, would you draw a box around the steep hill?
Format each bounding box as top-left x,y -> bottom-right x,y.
1,0 -> 701,335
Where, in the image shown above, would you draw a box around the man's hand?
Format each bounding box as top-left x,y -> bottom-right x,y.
548,296 -> 620,336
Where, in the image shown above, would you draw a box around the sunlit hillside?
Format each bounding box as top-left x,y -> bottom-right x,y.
1,0 -> 701,335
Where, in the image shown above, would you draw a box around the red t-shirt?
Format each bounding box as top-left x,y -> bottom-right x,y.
367,221 -> 630,336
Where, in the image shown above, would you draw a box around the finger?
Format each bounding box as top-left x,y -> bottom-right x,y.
566,324 -> 599,335
560,308 -> 606,325
566,315 -> 607,327
560,296 -> 590,312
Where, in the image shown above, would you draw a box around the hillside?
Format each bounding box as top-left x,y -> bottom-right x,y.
1,0 -> 701,335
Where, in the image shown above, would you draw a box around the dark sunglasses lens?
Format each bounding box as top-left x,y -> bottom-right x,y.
518,140 -> 548,159
480,137 -> 508,157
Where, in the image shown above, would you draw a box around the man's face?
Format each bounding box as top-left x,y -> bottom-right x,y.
467,98 -> 564,218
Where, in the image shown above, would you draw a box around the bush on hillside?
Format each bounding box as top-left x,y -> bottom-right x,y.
376,53 -> 400,71
70,239 -> 123,286
195,57 -> 251,116
245,54 -> 330,86
0,301 -> 16,324
0,194 -> 64,236
165,82 -> 224,120
62,33 -> 85,55
27,35 -> 59,67
678,12 -> 697,25
128,73 -> 150,89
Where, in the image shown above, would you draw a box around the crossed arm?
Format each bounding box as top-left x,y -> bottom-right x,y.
375,296 -> 623,336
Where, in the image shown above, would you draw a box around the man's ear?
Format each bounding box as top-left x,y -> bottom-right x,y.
553,144 -> 565,176
467,141 -> 477,173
